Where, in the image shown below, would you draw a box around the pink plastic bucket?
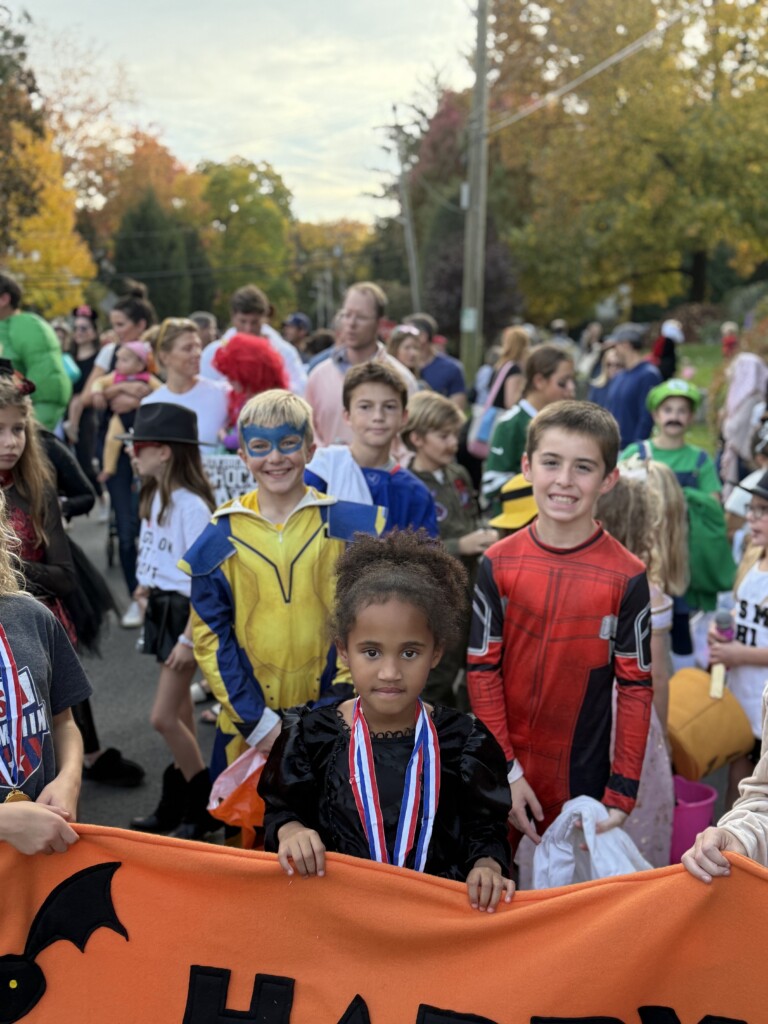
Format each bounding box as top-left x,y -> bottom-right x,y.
669,775 -> 718,864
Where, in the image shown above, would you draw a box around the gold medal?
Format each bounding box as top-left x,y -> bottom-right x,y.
4,789 -> 31,803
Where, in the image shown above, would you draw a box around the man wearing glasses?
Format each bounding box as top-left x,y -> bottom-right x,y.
305,282 -> 418,447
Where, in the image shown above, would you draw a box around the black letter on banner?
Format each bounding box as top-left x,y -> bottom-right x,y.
531,1018 -> 623,1023
417,1006 -> 500,1023
638,1010 -> 747,1024
181,966 -> 294,1023
697,1017 -> 748,1023
338,994 -> 372,1023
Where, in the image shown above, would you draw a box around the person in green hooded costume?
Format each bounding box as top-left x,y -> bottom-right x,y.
0,271 -> 72,429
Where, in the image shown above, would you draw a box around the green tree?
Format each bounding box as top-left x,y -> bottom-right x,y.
0,7 -> 44,254
184,227 -> 216,313
490,0 -> 768,319
113,191 -> 191,319
199,158 -> 296,321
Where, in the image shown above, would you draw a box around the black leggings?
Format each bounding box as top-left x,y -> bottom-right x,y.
72,698 -> 100,755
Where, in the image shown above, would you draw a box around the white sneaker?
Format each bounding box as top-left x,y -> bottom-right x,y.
97,499 -> 110,523
120,600 -> 144,629
190,682 -> 210,704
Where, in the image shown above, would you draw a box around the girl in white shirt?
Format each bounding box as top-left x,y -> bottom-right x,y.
708,468 -> 768,807
123,402 -> 217,840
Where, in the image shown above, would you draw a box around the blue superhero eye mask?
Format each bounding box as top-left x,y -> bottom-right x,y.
240,421 -> 307,457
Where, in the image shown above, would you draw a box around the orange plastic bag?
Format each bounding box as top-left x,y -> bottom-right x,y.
207,747 -> 267,848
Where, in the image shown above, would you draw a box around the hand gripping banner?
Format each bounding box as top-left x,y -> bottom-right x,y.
0,824 -> 765,1024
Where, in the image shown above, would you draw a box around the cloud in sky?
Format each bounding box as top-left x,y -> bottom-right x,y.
25,0 -> 476,222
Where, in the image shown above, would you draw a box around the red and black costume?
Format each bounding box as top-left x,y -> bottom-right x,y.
467,523 -> 652,835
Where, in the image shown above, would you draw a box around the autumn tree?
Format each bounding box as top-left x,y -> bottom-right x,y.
489,0 -> 768,319
370,85 -> 521,336
6,126 -> 95,315
0,7 -> 44,254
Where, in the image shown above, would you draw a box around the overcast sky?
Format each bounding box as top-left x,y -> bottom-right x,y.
22,0 -> 477,223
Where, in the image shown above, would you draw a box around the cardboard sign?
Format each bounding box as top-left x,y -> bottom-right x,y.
201,455 -> 253,507
1,824 -> 765,1023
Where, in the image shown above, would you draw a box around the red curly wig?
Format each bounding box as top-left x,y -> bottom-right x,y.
212,332 -> 289,427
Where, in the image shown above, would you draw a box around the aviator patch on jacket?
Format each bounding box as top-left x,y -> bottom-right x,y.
0,824 -> 764,1023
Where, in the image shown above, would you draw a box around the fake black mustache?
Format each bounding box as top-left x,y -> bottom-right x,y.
663,420 -> 684,428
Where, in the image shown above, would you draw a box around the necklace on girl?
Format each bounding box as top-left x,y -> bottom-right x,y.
348,697 -> 440,871
0,624 -> 31,803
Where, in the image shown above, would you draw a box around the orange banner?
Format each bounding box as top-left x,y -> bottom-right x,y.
1,824 -> 765,1024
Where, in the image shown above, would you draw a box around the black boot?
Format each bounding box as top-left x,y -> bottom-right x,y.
169,768 -> 222,841
130,764 -> 186,833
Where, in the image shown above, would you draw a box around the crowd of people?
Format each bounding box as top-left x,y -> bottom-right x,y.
1,266 -> 768,903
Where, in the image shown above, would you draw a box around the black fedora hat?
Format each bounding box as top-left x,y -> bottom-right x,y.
116,402 -> 213,446
738,468 -> 768,502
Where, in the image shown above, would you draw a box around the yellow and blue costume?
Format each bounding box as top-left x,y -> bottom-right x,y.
179,487 -> 386,778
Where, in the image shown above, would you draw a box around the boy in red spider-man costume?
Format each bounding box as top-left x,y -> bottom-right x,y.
468,400 -> 652,852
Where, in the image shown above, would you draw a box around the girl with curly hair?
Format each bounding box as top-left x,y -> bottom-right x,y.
259,530 -> 514,912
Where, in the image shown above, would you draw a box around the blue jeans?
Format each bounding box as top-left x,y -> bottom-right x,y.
106,450 -> 140,596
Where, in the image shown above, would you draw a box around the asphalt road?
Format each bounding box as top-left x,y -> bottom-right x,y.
71,510 -> 216,830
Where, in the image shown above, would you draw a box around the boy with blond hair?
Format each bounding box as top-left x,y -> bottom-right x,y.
305,362 -> 437,535
468,400 -> 653,849
180,390 -> 382,780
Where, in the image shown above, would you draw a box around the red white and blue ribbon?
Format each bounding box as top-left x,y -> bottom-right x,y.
0,624 -> 24,790
348,697 -> 440,871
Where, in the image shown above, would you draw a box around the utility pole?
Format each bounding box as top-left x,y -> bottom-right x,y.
460,0 -> 490,382
392,105 -> 422,311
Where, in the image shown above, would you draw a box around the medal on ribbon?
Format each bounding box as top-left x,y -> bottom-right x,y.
348,697 -> 440,871
0,624 -> 28,801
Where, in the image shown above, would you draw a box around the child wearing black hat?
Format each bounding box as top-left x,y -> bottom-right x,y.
122,403 -> 218,839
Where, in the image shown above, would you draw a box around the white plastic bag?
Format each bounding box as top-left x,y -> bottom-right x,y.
531,796 -> 652,889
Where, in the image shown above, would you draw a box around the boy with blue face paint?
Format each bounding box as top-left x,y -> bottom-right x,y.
179,390 -> 385,784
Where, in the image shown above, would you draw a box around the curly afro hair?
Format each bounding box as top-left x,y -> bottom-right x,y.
331,529 -> 469,651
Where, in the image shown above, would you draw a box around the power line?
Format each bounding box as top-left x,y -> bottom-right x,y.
487,2 -> 703,137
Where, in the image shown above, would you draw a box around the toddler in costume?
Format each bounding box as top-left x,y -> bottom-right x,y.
91,340 -> 161,480
259,530 -> 514,912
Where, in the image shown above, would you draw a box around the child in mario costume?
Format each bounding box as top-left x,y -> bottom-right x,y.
621,378 -> 732,648
620,378 -> 721,498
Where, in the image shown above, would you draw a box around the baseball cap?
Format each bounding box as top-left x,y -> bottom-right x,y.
284,313 -> 312,332
489,474 -> 539,530
661,319 -> 685,344
606,322 -> 647,349
646,378 -> 702,413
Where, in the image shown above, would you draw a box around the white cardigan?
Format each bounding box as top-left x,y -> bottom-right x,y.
720,683 -> 768,865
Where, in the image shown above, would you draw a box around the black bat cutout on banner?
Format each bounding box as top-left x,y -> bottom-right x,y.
0,862 -> 127,1024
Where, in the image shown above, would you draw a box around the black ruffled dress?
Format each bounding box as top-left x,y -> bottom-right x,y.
259,702 -> 511,880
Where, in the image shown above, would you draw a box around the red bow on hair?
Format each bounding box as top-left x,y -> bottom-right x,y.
13,373 -> 36,396
0,360 -> 36,396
